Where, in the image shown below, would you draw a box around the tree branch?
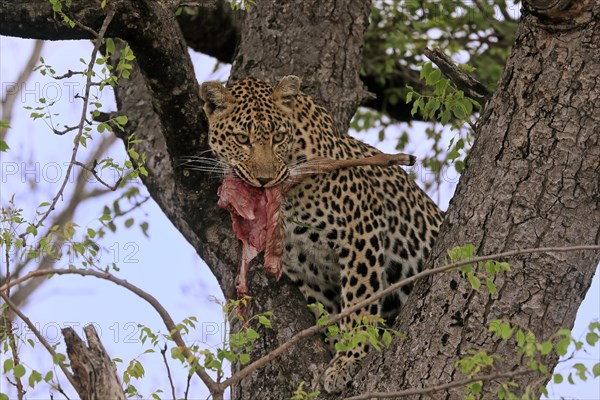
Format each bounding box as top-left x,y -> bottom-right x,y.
4,245 -> 595,397
0,0 -> 122,40
176,1 -> 241,64
0,267 -> 220,393
33,9 -> 115,230
424,47 -> 491,106
0,40 -> 44,140
345,369 -> 535,400
219,244 -> 600,389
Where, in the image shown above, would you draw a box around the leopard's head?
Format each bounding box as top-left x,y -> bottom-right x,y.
200,75 -> 300,188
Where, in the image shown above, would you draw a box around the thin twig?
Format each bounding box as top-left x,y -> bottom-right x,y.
52,125 -> 79,136
4,134 -> 117,308
53,70 -> 85,80
34,10 -> 115,230
72,161 -> 123,190
344,368 -> 534,399
55,383 -> 71,400
161,344 -> 177,400
184,373 -> 192,400
0,268 -> 220,394
0,292 -> 78,390
2,236 -> 24,399
219,244 -> 600,388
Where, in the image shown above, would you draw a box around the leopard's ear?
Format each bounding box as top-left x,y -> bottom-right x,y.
200,81 -> 235,119
273,75 -> 301,113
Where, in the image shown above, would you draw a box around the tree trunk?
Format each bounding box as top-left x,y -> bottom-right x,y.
1,0 -> 598,399
349,1 -> 600,397
226,2 -> 371,398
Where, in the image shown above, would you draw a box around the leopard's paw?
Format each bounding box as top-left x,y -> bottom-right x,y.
322,352 -> 361,393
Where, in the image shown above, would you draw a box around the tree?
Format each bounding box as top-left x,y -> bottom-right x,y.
1,0 -> 599,399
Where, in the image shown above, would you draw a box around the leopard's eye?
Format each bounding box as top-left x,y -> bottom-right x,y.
234,133 -> 250,145
273,131 -> 286,144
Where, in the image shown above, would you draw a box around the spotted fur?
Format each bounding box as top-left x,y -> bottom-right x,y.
200,76 -> 443,392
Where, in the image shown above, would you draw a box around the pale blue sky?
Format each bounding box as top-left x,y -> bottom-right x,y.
0,36 -> 598,400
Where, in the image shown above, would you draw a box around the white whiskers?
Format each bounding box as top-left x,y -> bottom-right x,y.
177,154 -> 231,177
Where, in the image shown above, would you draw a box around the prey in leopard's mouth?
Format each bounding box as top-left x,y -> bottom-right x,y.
217,153 -> 416,299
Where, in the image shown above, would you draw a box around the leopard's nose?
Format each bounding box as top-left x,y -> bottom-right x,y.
257,177 -> 272,187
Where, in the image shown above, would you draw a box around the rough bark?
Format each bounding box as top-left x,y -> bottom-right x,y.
62,325 -> 126,400
349,1 -> 600,398
230,0 -> 371,131
1,0 -> 598,399
226,2 -> 371,398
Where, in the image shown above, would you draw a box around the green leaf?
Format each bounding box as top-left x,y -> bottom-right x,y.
246,328 -> 259,341
467,274 -> 480,291
499,322 -> 513,340
28,370 -> 42,388
553,373 -> 563,384
258,315 -> 272,328
585,331 -> 598,346
0,140 -> 9,152
52,353 -> 66,365
14,364 -> 26,379
539,340 -> 552,355
140,222 -> 149,237
573,363 -> 588,381
440,109 -> 452,125
124,218 -> 134,228
239,353 -> 251,365
484,261 -> 497,275
452,104 -> 465,119
128,148 -> 140,161
592,362 -> 600,378
469,381 -> 482,394
484,278 -> 496,294
105,37 -> 115,53
382,330 -> 392,347
426,68 -> 442,85
556,337 -> 570,357
3,358 -> 14,373
99,214 -> 112,222
115,115 -> 128,125
410,97 -> 420,116
420,62 -> 432,80
44,370 -> 53,382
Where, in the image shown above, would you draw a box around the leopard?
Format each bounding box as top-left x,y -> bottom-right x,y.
200,75 -> 443,393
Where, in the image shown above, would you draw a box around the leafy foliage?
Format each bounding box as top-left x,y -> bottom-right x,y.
447,244 -> 511,295
352,1 -> 519,196
291,381 -> 320,400
363,0 -> 518,110
456,320 -> 600,399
